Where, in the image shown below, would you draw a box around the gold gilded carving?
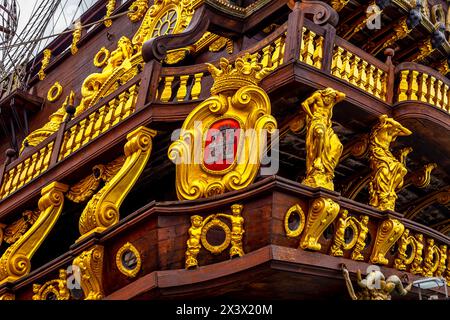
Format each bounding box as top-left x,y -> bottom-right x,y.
331,0 -> 349,12
94,47 -> 110,68
21,91 -> 75,152
403,163 -> 437,190
300,88 -> 346,191
300,197 -> 340,251
410,234 -> 424,275
71,20 -> 82,55
423,239 -> 440,277
284,204 -> 306,238
209,37 -> 233,54
370,218 -> 405,265
0,182 -> 68,285
115,242 -> 141,278
47,82 -> 63,102
78,127 -> 156,239
67,157 -> 125,203
128,0 -> 149,22
0,292 -> 15,300
169,54 -> 277,201
73,245 -> 104,300
32,269 -> 70,300
394,229 -> 417,270
342,265 -> 412,300
329,210 -> 369,260
1,210 -> 39,246
104,0 -> 116,27
368,115 -> 412,211
436,245 -> 447,277
38,49 -> 52,81
185,204 -> 245,269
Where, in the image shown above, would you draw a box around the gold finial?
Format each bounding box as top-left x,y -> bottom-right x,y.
206,53 -> 271,95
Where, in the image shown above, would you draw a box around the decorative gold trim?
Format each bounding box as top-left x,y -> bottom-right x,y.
201,219 -> 231,254
0,292 -> 15,300
38,49 -> 52,81
71,20 -> 82,55
73,245 -> 104,300
300,197 -> 340,251
32,269 -> 70,300
78,127 -> 156,240
115,242 -> 141,278
370,218 -> 405,265
185,204 -> 245,269
93,47 -> 110,68
128,0 -> 149,22
1,210 -> 39,246
0,182 -> 68,285
104,0 -> 116,27
284,204 -> 306,238
47,82 -> 63,102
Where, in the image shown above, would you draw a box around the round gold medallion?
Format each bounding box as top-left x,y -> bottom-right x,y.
201,219 -> 231,254
47,82 -> 63,102
116,242 -> 141,278
94,47 -> 110,68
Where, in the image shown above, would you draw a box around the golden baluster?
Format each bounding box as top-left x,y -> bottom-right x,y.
25,152 -> 39,184
91,108 -> 106,140
427,76 -> 436,105
17,158 -> 31,188
349,55 -> 361,86
123,84 -> 139,118
191,73 -> 203,100
312,36 -> 323,69
272,37 -> 283,68
299,28 -> 306,62
442,84 -> 449,111
82,112 -> 98,146
2,168 -> 15,197
73,118 -> 89,152
367,64 -> 375,95
419,73 -> 429,102
58,133 -> 70,161
397,70 -> 409,101
160,76 -> 174,102
101,99 -> 117,134
341,51 -> 352,81
33,149 -> 45,177
0,171 -> 10,197
435,80 -> 443,108
63,126 -> 78,158
10,162 -> 23,194
331,47 -> 344,77
304,30 -> 316,66
376,70 -> 385,100
408,70 -> 419,100
177,75 -> 189,101
280,38 -> 286,65
261,45 -> 274,68
359,60 -> 368,90
42,143 -> 53,171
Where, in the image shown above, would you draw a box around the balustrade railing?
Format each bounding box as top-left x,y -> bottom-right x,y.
396,62 -> 450,112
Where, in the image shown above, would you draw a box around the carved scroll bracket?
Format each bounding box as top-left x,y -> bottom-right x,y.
370,218 -> 405,265
73,245 -> 104,300
77,127 -> 156,240
288,0 -> 339,27
0,182 -> 68,285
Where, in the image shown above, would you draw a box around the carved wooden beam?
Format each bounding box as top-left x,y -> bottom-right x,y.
403,187 -> 450,220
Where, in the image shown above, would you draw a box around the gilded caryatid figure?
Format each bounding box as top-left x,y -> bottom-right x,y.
185,215 -> 204,269
301,88 -> 346,191
368,115 -> 412,211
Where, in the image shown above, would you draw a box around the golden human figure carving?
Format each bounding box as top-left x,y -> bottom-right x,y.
410,234 -> 424,275
330,210 -> 349,256
368,115 -> 412,211
216,204 -> 245,258
342,265 -> 412,300
301,88 -> 346,191
436,245 -> 447,277
185,215 -> 204,269
77,37 -> 134,114
351,215 -> 369,261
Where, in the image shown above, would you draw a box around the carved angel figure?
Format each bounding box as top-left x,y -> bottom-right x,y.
368,115 -> 412,211
301,88 -> 345,191
342,265 -> 412,300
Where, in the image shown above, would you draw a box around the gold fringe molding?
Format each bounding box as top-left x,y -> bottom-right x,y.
0,182 -> 68,285
77,127 -> 156,240
73,245 -> 104,300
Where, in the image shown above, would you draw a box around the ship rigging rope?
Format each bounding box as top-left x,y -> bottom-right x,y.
0,10 -> 131,51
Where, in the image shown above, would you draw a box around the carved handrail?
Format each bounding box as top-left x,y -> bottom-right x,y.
395,62 -> 450,112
